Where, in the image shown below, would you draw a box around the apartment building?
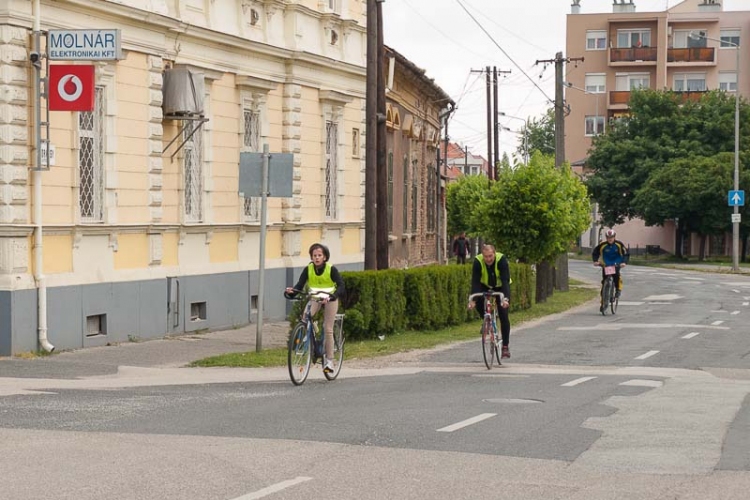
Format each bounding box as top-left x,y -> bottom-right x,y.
566,0 -> 749,253
0,0 -> 367,355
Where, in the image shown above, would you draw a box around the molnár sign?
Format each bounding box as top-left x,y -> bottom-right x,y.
48,29 -> 122,61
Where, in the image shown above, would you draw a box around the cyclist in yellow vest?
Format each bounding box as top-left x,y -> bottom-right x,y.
286,243 -> 346,373
468,244 -> 512,359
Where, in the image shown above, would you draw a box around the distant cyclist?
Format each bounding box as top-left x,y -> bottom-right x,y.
468,244 -> 512,359
592,229 -> 629,306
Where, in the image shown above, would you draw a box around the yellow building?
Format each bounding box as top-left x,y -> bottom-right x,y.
0,0 -> 367,354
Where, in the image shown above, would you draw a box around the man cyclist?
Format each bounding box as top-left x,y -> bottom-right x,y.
592,229 -> 629,312
468,244 -> 512,359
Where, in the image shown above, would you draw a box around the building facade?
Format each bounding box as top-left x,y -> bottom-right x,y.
0,0 -> 368,355
566,0 -> 750,254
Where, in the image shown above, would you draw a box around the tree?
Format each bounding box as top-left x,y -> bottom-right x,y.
445,173 -> 490,239
519,108 -> 555,159
476,153 -> 590,302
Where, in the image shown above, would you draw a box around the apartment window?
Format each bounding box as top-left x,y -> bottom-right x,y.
719,72 -> 738,92
183,120 -> 204,222
242,108 -> 260,220
352,128 -> 360,157
586,30 -> 607,50
673,30 -> 706,49
585,116 -> 605,137
79,87 -> 105,222
673,73 -> 706,92
387,151 -> 393,232
617,29 -> 651,48
615,73 -> 650,91
720,29 -> 740,48
411,159 -> 417,233
585,74 -> 606,93
402,155 -> 409,232
325,120 -> 339,220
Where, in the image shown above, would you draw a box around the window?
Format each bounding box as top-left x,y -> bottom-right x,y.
719,72 -> 738,92
183,121 -> 204,222
427,163 -> 435,231
411,159 -> 417,233
585,74 -> 606,93
242,108 -> 260,220
617,29 -> 651,48
352,128 -> 360,157
403,155 -> 409,233
325,120 -> 339,220
615,73 -> 650,91
586,30 -> 607,50
79,87 -> 105,222
720,29 -> 740,48
673,72 -> 706,92
387,151 -> 393,232
673,30 -> 706,49
585,116 -> 605,136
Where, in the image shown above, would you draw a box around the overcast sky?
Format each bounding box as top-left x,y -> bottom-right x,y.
382,0 -> 743,163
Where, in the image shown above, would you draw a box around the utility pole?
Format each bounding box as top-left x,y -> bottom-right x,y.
375,0 -> 388,270
492,67 -> 511,179
485,66 -> 492,180
364,0 -> 377,269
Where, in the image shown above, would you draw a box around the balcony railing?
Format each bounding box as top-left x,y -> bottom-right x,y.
609,90 -> 631,105
667,47 -> 715,63
610,46 -> 657,63
673,90 -> 707,103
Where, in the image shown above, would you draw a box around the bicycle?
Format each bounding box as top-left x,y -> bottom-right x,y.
284,289 -> 345,386
468,290 -> 505,369
596,263 -> 621,316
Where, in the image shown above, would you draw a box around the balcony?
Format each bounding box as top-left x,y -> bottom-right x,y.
609,90 -> 631,106
673,90 -> 707,103
667,47 -> 715,64
610,46 -> 657,64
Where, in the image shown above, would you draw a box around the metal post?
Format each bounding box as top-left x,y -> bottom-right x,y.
256,143 -> 269,352
733,43 -> 740,272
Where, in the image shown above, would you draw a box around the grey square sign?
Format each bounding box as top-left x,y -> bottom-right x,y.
239,152 -> 294,198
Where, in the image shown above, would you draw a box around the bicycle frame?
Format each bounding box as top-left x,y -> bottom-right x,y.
468,290 -> 505,369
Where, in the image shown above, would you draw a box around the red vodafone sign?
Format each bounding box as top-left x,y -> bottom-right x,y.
48,65 -> 95,111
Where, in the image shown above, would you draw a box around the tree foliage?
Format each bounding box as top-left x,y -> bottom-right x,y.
445,173 -> 490,238
519,108 -> 555,159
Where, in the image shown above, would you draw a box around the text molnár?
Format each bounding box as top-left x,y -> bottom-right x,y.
48,30 -> 122,61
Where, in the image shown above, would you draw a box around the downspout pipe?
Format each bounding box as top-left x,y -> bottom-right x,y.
32,0 -> 54,353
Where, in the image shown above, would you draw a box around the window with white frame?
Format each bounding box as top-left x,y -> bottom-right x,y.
673,72 -> 706,92
242,105 -> 261,221
673,30 -> 706,49
720,29 -> 740,48
79,87 -> 105,222
617,29 -> 651,48
719,72 -> 738,92
585,116 -> 605,136
615,73 -> 650,91
325,120 -> 339,220
183,120 -> 204,222
586,30 -> 607,50
585,74 -> 606,93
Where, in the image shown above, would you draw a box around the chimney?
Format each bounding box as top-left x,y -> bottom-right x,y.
571,1 -> 581,14
613,1 -> 636,13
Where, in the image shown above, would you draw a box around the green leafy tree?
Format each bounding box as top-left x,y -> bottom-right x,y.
519,108 -> 555,159
446,173 -> 490,239
476,152 -> 590,302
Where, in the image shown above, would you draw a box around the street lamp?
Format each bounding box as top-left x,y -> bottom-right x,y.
498,112 -> 529,163
564,81 -> 603,136
690,31 -> 740,272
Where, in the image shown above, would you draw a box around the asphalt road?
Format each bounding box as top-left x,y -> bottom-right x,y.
1,260 -> 749,500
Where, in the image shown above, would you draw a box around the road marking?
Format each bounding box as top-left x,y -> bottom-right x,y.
642,294 -> 682,301
561,376 -> 597,387
620,379 -> 663,388
473,374 -> 530,379
743,302 -> 749,306
731,311 -> 740,315
682,332 -> 701,339
710,310 -> 728,314
635,350 -> 659,360
437,413 -> 496,432
615,301 -> 645,306
561,323 -> 729,331
682,277 -> 704,281
232,477 -> 312,500
711,320 -> 724,326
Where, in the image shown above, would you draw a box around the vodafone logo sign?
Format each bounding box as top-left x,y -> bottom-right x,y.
48,65 -> 95,111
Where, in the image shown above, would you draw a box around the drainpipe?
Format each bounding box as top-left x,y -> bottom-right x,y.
32,0 -> 54,353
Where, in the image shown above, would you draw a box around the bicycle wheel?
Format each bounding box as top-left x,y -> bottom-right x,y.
611,291 -> 619,315
493,319 -> 502,366
324,315 -> 345,381
601,278 -> 614,316
288,322 -> 312,386
482,316 -> 495,370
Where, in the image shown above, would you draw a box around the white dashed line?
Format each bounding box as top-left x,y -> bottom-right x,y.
682,332 -> 701,339
743,302 -> 749,307
635,350 -> 659,360
620,379 -> 663,388
232,477 -> 313,500
711,320 -> 724,326
731,311 -> 740,315
437,413 -> 496,433
561,376 -> 597,387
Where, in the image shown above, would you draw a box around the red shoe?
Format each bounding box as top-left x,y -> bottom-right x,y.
501,346 -> 510,359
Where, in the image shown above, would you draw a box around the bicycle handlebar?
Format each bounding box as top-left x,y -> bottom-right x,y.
467,291 -> 505,302
284,289 -> 333,301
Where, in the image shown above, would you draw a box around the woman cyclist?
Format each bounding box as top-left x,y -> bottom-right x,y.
285,243 -> 345,373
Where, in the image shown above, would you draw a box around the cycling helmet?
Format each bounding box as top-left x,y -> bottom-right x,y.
308,243 -> 330,261
605,229 -> 616,238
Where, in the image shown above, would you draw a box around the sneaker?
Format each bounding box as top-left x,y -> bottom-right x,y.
615,290 -> 621,298
323,360 -> 334,373
501,346 -> 510,359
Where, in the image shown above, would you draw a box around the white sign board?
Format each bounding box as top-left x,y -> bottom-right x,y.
48,30 -> 122,61
41,142 -> 56,167
731,213 -> 741,223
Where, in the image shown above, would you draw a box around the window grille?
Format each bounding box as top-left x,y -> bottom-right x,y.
243,109 -> 260,220
325,120 -> 339,219
183,121 -> 203,222
427,164 -> 435,231
403,155 -> 409,232
387,151 -> 393,232
411,159 -> 418,233
79,87 -> 105,222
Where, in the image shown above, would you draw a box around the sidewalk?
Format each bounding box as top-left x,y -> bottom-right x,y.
0,321 -> 291,380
